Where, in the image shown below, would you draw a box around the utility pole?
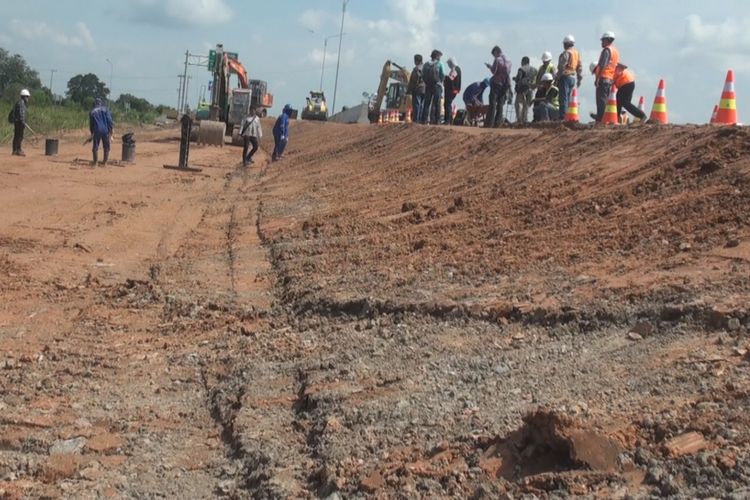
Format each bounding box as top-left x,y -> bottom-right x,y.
49,69 -> 57,102
177,74 -> 185,111
332,0 -> 350,115
184,76 -> 192,113
179,50 -> 189,114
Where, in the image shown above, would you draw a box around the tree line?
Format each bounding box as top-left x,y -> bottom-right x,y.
0,47 -> 172,117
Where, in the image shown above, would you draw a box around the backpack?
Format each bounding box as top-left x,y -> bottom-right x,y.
422,61 -> 440,86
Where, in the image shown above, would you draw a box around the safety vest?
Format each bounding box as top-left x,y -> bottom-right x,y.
614,68 -> 635,88
562,48 -> 580,76
597,45 -> 619,80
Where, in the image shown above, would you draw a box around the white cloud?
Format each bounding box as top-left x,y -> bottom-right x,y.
123,0 -> 231,27
10,19 -> 95,51
298,9 -> 329,33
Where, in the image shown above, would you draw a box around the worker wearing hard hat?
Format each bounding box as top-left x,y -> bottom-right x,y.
534,52 -> 556,89
11,89 -> 30,156
613,64 -> 648,123
533,73 -> 559,122
593,31 -> 619,122
556,35 -> 583,121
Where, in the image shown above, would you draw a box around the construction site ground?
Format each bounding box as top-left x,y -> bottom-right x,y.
1,120 -> 749,499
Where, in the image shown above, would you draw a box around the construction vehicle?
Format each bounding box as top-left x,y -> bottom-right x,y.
196,44 -> 274,146
301,91 -> 328,121
368,60 -> 412,123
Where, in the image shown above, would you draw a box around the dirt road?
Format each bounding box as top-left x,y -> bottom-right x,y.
1,122 -> 749,498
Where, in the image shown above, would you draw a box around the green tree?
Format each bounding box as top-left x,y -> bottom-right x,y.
0,48 -> 43,101
115,93 -> 153,113
66,73 -> 109,107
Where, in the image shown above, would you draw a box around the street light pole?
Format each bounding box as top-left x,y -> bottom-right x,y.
331,0 -> 350,115
105,58 -> 113,100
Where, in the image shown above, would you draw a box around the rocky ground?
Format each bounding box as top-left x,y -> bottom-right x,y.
1,121 -> 749,499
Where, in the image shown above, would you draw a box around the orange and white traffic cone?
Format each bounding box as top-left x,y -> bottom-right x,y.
710,104 -> 719,124
379,111 -> 385,125
715,70 -> 738,125
602,85 -> 619,125
638,96 -> 646,115
649,80 -> 668,124
565,87 -> 580,122
405,108 -> 412,123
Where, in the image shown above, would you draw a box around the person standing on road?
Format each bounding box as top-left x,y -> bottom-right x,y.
443,57 -> 462,125
422,50 -> 445,125
535,52 -> 556,90
594,31 -> 619,122
89,98 -> 114,166
533,73 -> 560,122
272,104 -> 293,162
513,56 -> 537,124
485,46 -> 512,128
406,54 -> 426,125
10,89 -> 30,156
556,35 -> 583,121
240,107 -> 263,166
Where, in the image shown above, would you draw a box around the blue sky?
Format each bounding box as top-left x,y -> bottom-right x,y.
0,0 -> 748,123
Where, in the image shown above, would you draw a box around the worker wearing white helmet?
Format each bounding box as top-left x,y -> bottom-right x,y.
535,51 -> 556,89
556,35 -> 583,121
10,89 -> 31,156
594,31 -> 619,122
533,72 -> 560,122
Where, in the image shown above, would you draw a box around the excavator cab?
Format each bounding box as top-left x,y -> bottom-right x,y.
385,83 -> 408,112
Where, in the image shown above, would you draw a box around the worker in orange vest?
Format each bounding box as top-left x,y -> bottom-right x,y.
613,64 -> 648,123
593,31 -> 619,122
556,35 -> 583,121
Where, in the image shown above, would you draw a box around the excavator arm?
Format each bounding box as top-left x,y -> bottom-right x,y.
370,60 -> 411,122
226,58 -> 249,89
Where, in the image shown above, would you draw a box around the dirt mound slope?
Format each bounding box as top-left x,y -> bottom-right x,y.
1,122 -> 749,499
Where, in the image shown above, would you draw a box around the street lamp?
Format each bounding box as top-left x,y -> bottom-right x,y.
331,0 -> 350,115
105,58 -> 113,99
309,30 -> 346,93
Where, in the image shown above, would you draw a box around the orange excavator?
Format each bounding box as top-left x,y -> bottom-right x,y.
197,44 -> 274,146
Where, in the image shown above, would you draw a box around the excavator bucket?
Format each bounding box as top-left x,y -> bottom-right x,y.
197,121 -> 226,147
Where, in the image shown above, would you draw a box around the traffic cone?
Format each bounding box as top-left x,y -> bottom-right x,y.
564,87 -> 580,122
379,111 -> 385,125
638,96 -> 646,115
715,70 -> 738,125
602,85 -> 619,125
649,80 -> 668,124
405,108 -> 412,123
710,104 -> 719,124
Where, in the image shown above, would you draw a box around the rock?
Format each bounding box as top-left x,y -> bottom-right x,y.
679,242 -> 692,252
725,239 -> 740,248
494,363 -> 511,376
627,332 -> 643,341
630,321 -> 653,337
360,469 -> 385,493
664,432 -> 708,457
86,433 -> 124,454
728,318 -> 741,332
49,437 -> 87,455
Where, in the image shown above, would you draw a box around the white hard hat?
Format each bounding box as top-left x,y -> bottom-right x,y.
601,31 -> 616,40
541,73 -> 554,82
563,35 -> 575,44
589,62 -> 597,74
20,89 -> 30,97
541,51 -> 552,63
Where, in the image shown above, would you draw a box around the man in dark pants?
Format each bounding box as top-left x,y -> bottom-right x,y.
614,65 -> 648,123
422,49 -> 445,124
89,98 -> 114,165
406,54 -> 426,125
443,57 -> 461,124
594,31 -> 619,122
240,107 -> 262,166
11,89 -> 30,156
485,46 -> 512,128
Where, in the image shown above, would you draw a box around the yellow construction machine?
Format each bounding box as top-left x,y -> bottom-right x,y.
368,60 -> 412,123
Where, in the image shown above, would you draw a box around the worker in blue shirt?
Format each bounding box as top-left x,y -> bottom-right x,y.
272,104 -> 293,162
89,98 -> 114,166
